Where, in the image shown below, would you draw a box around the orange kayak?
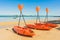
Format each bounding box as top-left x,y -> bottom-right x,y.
13,26 -> 34,37
35,24 -> 51,30
35,23 -> 57,28
26,24 -> 51,30
45,23 -> 57,28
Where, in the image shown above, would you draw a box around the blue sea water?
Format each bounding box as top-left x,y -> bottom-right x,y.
0,16 -> 60,22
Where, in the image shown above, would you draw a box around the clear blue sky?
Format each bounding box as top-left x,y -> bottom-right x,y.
0,0 -> 60,16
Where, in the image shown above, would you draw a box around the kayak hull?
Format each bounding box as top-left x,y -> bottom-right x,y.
13,26 -> 34,37
35,23 -> 57,28
45,23 -> 57,28
26,24 -> 51,30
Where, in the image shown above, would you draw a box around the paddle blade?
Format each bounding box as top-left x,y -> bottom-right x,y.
18,4 -> 24,11
36,6 -> 40,12
46,8 -> 48,13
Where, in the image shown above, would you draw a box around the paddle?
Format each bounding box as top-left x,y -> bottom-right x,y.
36,6 -> 40,23
44,8 -> 48,23
18,4 -> 26,26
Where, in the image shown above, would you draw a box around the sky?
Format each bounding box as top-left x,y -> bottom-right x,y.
0,0 -> 60,16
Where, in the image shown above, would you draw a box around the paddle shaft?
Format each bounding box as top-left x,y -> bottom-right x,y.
18,11 -> 26,26
18,11 -> 21,26
36,12 -> 40,23
44,12 -> 48,23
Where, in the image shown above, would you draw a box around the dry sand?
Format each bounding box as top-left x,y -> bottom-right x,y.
0,20 -> 60,40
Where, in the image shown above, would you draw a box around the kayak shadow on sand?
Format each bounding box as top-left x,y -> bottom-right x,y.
56,27 -> 60,30
47,20 -> 60,30
47,20 -> 60,24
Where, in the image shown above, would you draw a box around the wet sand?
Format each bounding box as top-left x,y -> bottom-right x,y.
0,20 -> 60,40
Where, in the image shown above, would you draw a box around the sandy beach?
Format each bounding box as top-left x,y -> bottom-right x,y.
0,20 -> 60,40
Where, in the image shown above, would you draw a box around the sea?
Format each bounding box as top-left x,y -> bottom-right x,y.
0,15 -> 60,22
